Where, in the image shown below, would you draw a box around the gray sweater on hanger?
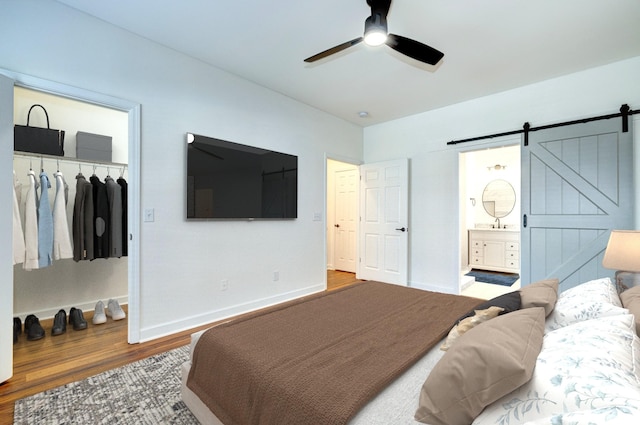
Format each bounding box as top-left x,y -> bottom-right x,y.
105,176 -> 123,258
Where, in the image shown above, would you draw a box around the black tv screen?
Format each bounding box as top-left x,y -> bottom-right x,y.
186,133 -> 298,219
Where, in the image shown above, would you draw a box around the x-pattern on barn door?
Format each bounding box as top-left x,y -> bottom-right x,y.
521,118 -> 633,290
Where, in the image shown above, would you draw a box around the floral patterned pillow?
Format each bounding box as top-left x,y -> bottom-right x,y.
545,277 -> 627,333
526,409 -> 640,425
473,314 -> 640,425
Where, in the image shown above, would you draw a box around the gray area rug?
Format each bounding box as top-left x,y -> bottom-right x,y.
14,345 -> 199,424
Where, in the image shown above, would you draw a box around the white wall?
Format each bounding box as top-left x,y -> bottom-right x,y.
364,56 -> 640,294
1,1 -> 362,341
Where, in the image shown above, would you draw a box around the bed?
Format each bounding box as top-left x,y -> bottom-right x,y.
181,278 -> 640,425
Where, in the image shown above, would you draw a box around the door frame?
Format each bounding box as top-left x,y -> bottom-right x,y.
327,159 -> 358,273
0,68 -> 142,343
324,154 -> 362,285
457,138 -> 521,292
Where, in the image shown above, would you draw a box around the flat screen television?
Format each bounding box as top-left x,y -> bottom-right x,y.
186,133 -> 298,219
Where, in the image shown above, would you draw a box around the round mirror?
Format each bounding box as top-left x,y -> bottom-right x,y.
482,179 -> 516,218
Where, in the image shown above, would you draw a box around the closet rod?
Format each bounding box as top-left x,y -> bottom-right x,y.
446,104 -> 639,146
13,151 -> 128,169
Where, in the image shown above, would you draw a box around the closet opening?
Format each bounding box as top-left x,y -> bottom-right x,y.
12,86 -> 130,341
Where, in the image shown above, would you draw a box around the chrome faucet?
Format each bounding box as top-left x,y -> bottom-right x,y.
495,217 -> 501,229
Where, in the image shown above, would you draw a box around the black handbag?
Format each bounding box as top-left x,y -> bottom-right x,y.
14,104 -> 65,156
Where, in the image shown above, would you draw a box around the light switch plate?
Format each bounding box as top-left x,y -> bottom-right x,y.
144,208 -> 155,222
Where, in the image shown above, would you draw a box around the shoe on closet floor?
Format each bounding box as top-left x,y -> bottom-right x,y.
51,309 -> 67,336
107,299 -> 126,321
24,314 -> 45,341
93,301 -> 107,325
69,307 -> 88,330
13,317 -> 21,344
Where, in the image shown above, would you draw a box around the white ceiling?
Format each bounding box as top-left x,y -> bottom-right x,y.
56,0 -> 640,126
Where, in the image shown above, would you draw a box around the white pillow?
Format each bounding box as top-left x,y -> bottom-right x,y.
473,314 -> 640,424
545,277 -> 627,333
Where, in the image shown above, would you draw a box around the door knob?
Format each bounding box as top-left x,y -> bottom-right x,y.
395,227 -> 407,232
334,224 -> 340,228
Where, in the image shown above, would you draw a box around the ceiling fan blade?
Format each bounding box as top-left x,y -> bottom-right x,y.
304,37 -> 363,63
386,34 -> 444,65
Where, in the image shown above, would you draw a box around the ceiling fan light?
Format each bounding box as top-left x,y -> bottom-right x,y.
364,29 -> 387,46
363,14 -> 388,46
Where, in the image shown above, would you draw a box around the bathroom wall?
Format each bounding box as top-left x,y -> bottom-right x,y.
464,145 -> 521,230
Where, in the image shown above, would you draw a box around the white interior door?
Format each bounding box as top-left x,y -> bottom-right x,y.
0,73 -> 15,383
521,118 -> 633,290
334,168 -> 357,272
358,159 -> 409,285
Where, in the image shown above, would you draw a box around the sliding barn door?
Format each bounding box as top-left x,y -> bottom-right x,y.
358,159 -> 409,285
521,118 -> 633,290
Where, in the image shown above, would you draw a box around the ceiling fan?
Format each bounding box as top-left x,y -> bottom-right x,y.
304,0 -> 444,65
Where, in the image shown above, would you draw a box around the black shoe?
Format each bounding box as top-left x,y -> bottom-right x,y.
51,309 -> 67,336
14,317 -> 21,344
24,314 -> 45,341
69,307 -> 88,331
13,317 -> 22,344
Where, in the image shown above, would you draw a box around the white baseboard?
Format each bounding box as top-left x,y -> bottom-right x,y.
138,284 -> 325,343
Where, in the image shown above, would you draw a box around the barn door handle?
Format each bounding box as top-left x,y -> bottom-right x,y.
523,214 -> 527,228
395,227 -> 407,232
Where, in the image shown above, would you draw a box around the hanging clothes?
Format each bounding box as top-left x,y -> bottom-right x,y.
13,171 -> 25,265
117,176 -> 128,257
73,173 -> 94,261
52,171 -> 73,260
105,176 -> 123,258
90,174 -> 110,259
23,170 -> 39,270
37,171 -> 54,268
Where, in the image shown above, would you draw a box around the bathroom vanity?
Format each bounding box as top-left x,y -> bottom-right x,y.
468,229 -> 520,273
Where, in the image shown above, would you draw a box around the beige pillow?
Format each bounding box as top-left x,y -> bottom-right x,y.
440,306 -> 504,351
620,285 -> 640,336
520,278 -> 559,316
415,307 -> 546,425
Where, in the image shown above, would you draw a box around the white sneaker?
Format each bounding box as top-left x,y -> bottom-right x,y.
93,300 -> 107,325
107,299 -> 126,321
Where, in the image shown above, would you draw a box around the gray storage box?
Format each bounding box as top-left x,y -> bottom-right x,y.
76,131 -> 112,162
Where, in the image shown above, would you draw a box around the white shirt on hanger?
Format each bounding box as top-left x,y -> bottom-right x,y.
23,170 -> 39,270
12,171 -> 25,265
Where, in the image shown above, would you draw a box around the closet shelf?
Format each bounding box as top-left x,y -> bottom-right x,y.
13,151 -> 128,169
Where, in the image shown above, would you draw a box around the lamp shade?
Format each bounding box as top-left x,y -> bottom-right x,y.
602,230 -> 640,272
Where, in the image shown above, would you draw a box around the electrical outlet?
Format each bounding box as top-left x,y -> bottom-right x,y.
273,271 -> 279,281
220,279 -> 229,291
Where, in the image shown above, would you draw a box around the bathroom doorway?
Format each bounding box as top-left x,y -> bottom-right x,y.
459,144 -> 521,297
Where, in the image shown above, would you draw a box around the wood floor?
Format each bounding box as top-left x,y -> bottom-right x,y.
0,270 -> 360,424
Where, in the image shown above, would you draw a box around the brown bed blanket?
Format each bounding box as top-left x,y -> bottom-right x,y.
187,281 -> 482,425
